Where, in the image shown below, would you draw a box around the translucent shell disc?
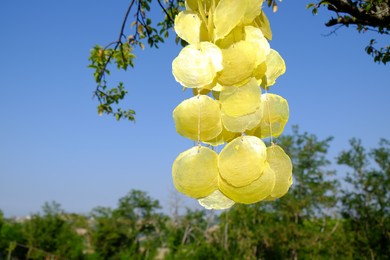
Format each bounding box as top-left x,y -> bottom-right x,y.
218,136 -> 267,187
218,41 -> 260,86
242,0 -> 264,25
253,93 -> 288,138
254,11 -> 272,40
214,0 -> 247,41
265,145 -> 293,199
198,189 -> 235,210
221,106 -> 263,133
203,127 -> 238,146
244,26 -> 270,57
172,146 -> 219,198
219,163 -> 275,204
172,42 -> 223,88
174,11 -> 208,45
261,49 -> 286,88
173,95 -> 222,141
220,78 -> 261,117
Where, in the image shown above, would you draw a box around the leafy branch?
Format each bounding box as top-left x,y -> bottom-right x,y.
88,0 -> 184,121
307,0 -> 390,64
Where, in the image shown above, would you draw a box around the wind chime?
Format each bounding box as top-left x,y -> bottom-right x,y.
171,0 -> 292,209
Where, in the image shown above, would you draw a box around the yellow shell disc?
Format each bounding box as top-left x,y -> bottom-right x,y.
172,42 -> 223,88
221,106 -> 263,133
198,189 -> 235,210
214,0 -> 247,41
244,26 -> 270,57
218,136 -> 267,187
174,11 -> 208,45
172,146 -> 219,198
173,95 -> 222,141
265,145 -> 293,200
242,0 -> 264,25
261,49 -> 286,88
253,62 -> 267,85
254,11 -> 272,40
220,78 -> 261,117
203,127 -> 238,146
218,41 -> 259,86
216,26 -> 244,49
219,162 -> 275,204
185,0 -> 198,11
253,93 -> 289,138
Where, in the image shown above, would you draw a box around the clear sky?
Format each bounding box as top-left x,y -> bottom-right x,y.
0,1 -> 389,217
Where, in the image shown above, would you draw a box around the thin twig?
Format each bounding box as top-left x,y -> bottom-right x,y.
157,0 -> 175,24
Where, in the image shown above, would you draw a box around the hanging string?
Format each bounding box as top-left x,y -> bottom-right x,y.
264,89 -> 274,146
197,88 -> 201,153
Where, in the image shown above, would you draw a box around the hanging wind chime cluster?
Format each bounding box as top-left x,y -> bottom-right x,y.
171,0 -> 292,210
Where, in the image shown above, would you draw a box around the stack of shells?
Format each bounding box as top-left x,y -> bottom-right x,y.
171,0 -> 292,210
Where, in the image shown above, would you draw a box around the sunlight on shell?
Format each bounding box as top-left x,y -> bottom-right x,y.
172,146 -> 219,198
174,11 -> 208,45
261,49 -> 286,88
173,95 -> 222,141
172,42 -> 222,88
265,145 -> 293,200
221,106 -> 263,133
220,78 -> 261,117
218,136 -> 267,187
253,93 -> 289,138
198,189 -> 235,210
218,41 -> 260,86
219,163 -> 275,204
214,0 -> 247,40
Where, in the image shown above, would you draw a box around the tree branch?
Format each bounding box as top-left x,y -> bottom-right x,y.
325,0 -> 390,29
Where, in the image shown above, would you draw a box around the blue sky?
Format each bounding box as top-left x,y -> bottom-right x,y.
0,1 -> 389,217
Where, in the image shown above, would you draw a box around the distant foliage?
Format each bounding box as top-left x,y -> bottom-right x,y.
1,129 -> 389,259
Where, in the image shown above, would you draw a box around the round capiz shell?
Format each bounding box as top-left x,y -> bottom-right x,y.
214,0 -> 247,40
219,162 -> 275,204
218,136 -> 267,187
244,26 -> 270,57
254,93 -> 288,138
220,78 -> 261,117
218,41 -> 259,86
221,106 -> 263,133
173,95 -> 222,141
172,42 -> 223,88
172,146 -> 219,198
266,145 -> 293,199
242,0 -> 264,24
174,11 -> 207,45
261,49 -> 286,88
198,189 -> 235,210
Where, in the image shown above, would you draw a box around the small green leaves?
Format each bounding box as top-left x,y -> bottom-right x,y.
88,43 -> 136,121
89,0 -> 184,121
366,39 -> 390,64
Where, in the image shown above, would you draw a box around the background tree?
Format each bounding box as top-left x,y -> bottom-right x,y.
0,210 -> 29,259
337,138 -> 390,259
23,201 -> 85,259
91,190 -> 166,259
164,209 -> 224,259
307,0 -> 390,64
